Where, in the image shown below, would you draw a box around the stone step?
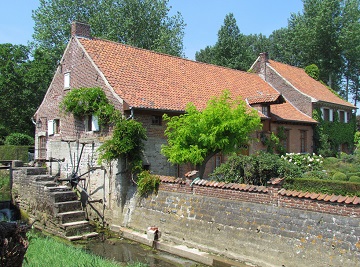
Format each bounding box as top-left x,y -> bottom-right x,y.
57,210 -> 86,224
66,232 -> 99,241
61,220 -> 94,237
52,191 -> 78,203
26,167 -> 47,175
45,186 -> 71,193
54,201 -> 82,213
36,181 -> 58,188
33,175 -> 54,182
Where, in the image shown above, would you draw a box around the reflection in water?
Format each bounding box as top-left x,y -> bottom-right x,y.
85,238 -> 207,267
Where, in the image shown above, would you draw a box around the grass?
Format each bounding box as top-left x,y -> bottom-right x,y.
23,231 -> 148,267
0,169 -> 11,201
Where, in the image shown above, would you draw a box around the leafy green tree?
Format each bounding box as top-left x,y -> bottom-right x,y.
196,13 -> 253,71
4,133 -> 34,146
32,0 -> 185,63
161,91 -> 262,179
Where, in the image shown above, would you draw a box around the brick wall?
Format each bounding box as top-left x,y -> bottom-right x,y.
121,179 -> 360,267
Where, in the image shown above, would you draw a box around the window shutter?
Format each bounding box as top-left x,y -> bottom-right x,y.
92,115 -> 99,131
320,107 -> 324,120
344,111 -> 348,123
329,109 -> 333,122
48,120 -> 54,135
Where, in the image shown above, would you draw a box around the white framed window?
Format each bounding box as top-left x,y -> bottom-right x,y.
321,108 -> 333,122
64,72 -> 70,89
85,114 -> 99,132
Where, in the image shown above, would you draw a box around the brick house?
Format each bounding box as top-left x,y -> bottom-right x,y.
251,53 -> 357,153
34,22 -> 316,182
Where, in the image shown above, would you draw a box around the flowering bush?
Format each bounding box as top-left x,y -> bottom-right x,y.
281,153 -> 323,172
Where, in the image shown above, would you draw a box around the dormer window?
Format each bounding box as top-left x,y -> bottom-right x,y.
64,72 -> 70,89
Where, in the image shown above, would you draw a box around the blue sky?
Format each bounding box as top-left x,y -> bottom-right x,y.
0,1 -> 303,59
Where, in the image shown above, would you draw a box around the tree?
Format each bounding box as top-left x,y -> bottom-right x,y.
32,0 -> 185,63
196,13 -> 253,71
161,91 -> 262,179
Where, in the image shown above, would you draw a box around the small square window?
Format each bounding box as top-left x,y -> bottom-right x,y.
152,115 -> 162,125
85,115 -> 99,132
64,72 -> 70,89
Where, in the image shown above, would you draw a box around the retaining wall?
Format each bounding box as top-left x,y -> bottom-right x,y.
118,178 -> 360,267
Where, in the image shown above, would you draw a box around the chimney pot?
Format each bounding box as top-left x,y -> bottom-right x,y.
71,21 -> 91,39
260,52 -> 269,63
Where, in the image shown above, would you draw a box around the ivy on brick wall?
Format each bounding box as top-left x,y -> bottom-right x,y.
313,108 -> 356,156
60,87 -> 147,172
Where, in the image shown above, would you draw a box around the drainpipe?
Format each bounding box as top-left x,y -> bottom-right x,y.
31,117 -> 36,125
127,107 -> 134,120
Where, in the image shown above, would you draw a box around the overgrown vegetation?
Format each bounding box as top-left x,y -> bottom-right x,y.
0,146 -> 31,162
313,108 -> 356,157
0,170 -> 10,201
136,171 -> 160,197
60,87 -> 147,173
24,231 -> 147,267
211,148 -> 360,196
4,133 -> 34,146
162,90 -> 261,179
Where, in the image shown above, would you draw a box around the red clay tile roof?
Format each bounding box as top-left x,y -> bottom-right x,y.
246,94 -> 283,105
271,102 -> 317,123
268,60 -> 356,109
77,37 -> 315,124
279,189 -> 360,205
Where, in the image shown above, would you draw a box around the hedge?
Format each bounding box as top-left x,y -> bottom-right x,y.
283,178 -> 360,197
0,146 -> 33,162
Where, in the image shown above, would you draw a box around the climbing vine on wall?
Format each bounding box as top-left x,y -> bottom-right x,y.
313,108 -> 356,156
60,87 -> 147,172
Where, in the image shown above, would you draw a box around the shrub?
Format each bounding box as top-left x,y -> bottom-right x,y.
210,152 -> 301,185
4,133 -> 34,146
281,153 -> 323,172
136,171 -> 160,197
349,176 -> 360,183
303,170 -> 329,180
332,171 -> 348,181
0,146 -> 30,162
284,178 -> 360,196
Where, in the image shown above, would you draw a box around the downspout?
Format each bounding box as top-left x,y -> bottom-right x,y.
127,107 -> 134,120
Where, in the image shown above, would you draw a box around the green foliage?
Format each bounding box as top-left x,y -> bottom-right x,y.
136,170 -> 160,197
0,44 -> 51,136
4,133 -> 34,146
0,146 -> 31,162
262,127 -> 287,155
305,64 -> 320,80
283,177 -> 360,197
0,170 -> 10,201
313,108 -> 356,156
24,230 -> 126,267
281,153 -> 324,172
97,118 -> 147,172
60,87 -> 113,124
332,171 -> 348,181
32,0 -> 185,62
210,152 -> 301,185
162,90 -> 261,178
349,176 -> 360,183
60,87 -> 147,172
1,144 -> 32,162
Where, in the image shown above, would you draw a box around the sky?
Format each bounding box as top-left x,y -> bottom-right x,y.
0,0 -> 303,59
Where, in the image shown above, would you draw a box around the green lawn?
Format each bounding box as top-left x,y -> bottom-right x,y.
24,231 -> 148,267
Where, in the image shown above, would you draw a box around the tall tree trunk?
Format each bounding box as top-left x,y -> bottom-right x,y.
196,150 -> 221,179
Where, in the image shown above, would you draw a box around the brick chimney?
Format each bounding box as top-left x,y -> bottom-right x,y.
71,21 -> 91,39
258,52 -> 269,81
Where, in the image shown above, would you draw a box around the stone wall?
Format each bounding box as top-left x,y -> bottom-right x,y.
119,179 -> 360,267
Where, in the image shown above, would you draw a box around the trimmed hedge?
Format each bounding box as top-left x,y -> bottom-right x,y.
0,146 -> 33,162
283,178 -> 360,197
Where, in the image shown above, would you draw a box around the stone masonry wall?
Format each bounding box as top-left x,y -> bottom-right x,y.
121,180 -> 360,267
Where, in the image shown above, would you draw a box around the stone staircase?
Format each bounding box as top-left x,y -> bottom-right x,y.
13,166 -> 98,241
